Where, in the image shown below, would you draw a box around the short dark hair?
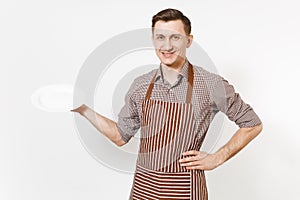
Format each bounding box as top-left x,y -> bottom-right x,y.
152,8 -> 191,35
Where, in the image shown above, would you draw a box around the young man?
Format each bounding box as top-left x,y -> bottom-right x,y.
71,8 -> 262,200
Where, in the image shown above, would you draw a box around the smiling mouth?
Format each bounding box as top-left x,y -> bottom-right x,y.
162,51 -> 176,58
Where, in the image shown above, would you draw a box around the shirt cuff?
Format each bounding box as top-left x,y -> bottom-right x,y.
236,109 -> 262,128
116,123 -> 132,144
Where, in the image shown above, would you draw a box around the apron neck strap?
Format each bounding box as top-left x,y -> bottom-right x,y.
145,62 -> 194,103
186,62 -> 194,103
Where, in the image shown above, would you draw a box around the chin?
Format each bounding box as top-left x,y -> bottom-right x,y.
161,59 -> 176,66
160,56 -> 183,67
159,55 -> 178,66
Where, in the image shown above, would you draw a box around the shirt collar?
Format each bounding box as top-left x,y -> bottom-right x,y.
155,58 -> 190,82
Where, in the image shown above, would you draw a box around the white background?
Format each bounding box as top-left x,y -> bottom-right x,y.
2,0 -> 300,199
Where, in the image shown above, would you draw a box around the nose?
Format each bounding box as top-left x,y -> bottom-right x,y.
161,38 -> 173,51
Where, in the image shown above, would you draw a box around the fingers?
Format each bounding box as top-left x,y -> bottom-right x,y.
179,150 -> 212,170
179,151 -> 198,163
179,155 -> 198,163
70,104 -> 86,113
186,165 -> 205,170
179,151 -> 208,163
182,150 -> 208,157
180,159 -> 206,170
70,108 -> 78,112
181,150 -> 198,156
180,160 -> 201,167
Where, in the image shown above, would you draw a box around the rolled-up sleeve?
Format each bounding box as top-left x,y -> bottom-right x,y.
116,84 -> 141,144
212,76 -> 262,128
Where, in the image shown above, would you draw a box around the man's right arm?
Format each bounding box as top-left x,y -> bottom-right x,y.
71,104 -> 126,147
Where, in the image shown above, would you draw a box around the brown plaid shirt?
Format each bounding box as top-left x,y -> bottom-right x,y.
117,59 -> 262,143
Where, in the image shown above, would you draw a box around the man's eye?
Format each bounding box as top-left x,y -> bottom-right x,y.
172,35 -> 180,40
156,35 -> 164,40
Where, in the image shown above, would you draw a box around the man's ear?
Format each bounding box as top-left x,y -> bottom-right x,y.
186,34 -> 193,48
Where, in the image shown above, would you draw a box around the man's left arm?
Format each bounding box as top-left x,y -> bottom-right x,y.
179,76 -> 263,170
215,124 -> 262,165
179,124 -> 262,170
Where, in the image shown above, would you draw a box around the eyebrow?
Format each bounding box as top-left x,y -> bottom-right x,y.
154,33 -> 182,37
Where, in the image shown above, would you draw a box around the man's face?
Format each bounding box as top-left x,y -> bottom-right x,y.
152,20 -> 193,69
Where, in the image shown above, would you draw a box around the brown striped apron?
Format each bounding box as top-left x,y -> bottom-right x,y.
129,63 -> 208,200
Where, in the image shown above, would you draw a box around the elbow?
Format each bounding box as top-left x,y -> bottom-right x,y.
256,123 -> 263,134
111,125 -> 127,147
242,123 -> 263,138
115,138 -> 126,147
114,132 -> 127,147
252,123 -> 263,137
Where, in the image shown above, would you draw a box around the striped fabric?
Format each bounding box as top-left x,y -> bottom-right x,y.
129,63 -> 208,200
132,164 -> 191,199
138,99 -> 196,172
